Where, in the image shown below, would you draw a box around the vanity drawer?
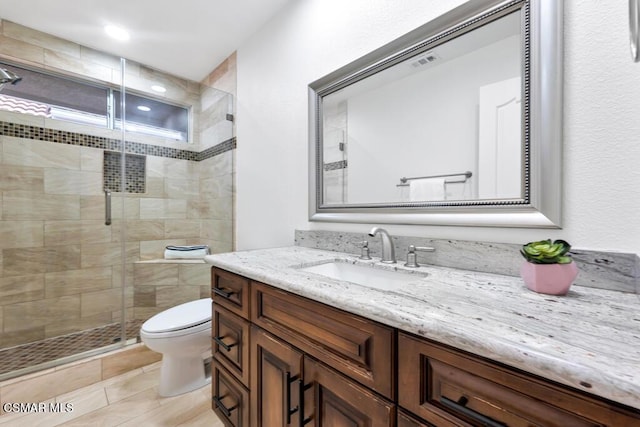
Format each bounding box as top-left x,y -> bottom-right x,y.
398,332 -> 640,427
211,360 -> 250,427
212,304 -> 251,388
251,281 -> 395,399
212,267 -> 250,320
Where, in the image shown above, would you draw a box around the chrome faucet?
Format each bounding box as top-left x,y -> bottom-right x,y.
368,227 -> 396,263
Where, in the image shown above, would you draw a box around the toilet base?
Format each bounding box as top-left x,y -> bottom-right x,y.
158,354 -> 211,397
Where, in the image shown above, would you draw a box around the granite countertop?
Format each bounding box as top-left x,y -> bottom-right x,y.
204,246 -> 640,410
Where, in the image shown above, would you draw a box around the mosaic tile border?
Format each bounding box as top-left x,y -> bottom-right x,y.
0,121 -> 235,161
0,320 -> 144,377
104,151 -> 146,193
198,137 -> 236,161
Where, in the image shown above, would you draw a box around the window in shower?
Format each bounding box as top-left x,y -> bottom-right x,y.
0,63 -> 109,126
113,91 -> 189,141
0,61 -> 190,141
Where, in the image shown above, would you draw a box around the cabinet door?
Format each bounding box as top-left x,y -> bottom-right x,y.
302,356 -> 395,427
251,326 -> 304,427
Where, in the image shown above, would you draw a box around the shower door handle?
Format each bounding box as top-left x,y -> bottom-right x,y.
104,189 -> 112,226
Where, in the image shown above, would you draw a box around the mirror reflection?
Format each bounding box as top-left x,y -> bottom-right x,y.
321,10 -> 523,205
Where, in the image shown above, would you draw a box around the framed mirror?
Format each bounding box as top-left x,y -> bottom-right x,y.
309,0 -> 563,228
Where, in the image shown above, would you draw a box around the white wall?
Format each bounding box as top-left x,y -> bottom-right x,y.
236,0 -> 640,255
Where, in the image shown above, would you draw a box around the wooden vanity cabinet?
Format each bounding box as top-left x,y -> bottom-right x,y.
398,332 -> 640,427
212,267 -> 395,427
211,267 -> 640,427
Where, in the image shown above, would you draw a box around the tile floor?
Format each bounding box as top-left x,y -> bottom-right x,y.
0,361 -> 223,426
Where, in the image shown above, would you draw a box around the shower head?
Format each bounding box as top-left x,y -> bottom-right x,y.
0,68 -> 21,85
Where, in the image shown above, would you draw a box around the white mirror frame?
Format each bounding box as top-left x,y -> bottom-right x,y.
308,0 -> 563,228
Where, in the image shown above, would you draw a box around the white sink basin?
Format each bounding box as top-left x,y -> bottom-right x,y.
300,261 -> 427,291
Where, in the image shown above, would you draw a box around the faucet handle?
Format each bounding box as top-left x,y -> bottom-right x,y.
404,245 -> 435,268
358,240 -> 372,260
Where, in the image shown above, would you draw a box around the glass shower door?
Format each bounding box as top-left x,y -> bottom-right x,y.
0,36 -> 235,380
0,59 -> 130,380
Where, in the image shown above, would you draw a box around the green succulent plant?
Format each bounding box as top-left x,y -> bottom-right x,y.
520,239 -> 572,264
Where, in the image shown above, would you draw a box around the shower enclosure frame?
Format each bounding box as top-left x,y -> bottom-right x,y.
0,58 -> 134,381
0,31 -> 235,379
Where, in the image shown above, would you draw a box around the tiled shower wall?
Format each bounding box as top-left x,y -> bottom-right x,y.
0,109 -> 233,350
322,100 -> 347,204
0,19 -> 237,353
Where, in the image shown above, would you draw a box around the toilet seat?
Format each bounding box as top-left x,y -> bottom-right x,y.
141,298 -> 212,335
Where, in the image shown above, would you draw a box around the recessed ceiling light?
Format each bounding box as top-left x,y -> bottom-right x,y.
137,105 -> 151,112
151,85 -> 166,93
104,25 -> 130,41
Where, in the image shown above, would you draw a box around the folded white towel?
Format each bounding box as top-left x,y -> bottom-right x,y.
164,245 -> 210,259
445,181 -> 469,201
409,178 -> 445,201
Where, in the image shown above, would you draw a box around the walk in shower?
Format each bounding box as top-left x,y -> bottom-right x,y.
0,20 -> 234,380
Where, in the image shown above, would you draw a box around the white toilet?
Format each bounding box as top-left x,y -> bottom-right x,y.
140,298 -> 212,397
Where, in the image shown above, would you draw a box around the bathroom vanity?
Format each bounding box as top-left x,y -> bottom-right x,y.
206,247 -> 640,426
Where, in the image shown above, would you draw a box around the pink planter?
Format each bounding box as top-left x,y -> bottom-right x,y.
520,261 -> 579,295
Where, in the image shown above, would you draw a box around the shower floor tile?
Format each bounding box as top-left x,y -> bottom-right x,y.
0,320 -> 144,377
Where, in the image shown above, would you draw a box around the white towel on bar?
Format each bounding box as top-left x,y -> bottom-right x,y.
164,245 -> 210,259
445,180 -> 469,201
409,178 -> 445,201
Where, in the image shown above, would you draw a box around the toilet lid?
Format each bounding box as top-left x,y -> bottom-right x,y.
142,298 -> 212,333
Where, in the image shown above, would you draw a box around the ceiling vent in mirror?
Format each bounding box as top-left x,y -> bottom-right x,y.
410,51 -> 440,68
